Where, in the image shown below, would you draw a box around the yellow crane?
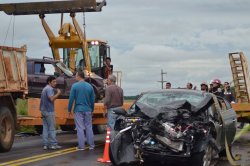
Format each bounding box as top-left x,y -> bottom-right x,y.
0,0 -> 110,76
0,0 -> 113,152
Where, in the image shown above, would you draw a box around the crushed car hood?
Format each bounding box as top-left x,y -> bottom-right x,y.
136,95 -> 214,118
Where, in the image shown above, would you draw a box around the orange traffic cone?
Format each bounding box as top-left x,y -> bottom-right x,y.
97,127 -> 111,163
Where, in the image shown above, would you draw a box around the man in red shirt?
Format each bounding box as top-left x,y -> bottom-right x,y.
103,57 -> 113,79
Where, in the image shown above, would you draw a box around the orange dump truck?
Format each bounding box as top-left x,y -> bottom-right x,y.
0,45 -> 28,152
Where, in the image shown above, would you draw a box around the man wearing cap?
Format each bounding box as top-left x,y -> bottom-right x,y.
210,79 -> 223,97
200,82 -> 208,92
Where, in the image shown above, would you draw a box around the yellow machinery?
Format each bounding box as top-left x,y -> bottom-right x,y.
39,13 -> 110,74
0,0 -> 115,138
229,52 -> 250,121
0,0 -> 110,76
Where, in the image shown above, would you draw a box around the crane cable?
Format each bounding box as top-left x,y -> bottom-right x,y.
82,11 -> 91,78
3,15 -> 15,46
12,15 -> 15,47
2,15 -> 15,47
83,12 -> 86,34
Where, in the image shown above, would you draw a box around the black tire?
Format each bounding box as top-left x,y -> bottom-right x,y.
0,107 -> 15,152
190,144 -> 213,166
34,125 -> 43,135
60,125 -> 75,131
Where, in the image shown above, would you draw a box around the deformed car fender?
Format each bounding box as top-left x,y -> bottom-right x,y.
109,130 -> 139,166
193,134 -> 219,153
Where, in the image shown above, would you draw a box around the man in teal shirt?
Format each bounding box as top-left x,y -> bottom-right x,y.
68,70 -> 95,150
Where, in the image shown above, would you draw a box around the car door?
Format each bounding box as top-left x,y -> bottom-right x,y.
217,97 -> 237,146
208,104 -> 223,150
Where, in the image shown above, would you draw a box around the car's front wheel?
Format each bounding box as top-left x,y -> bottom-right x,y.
190,144 -> 213,166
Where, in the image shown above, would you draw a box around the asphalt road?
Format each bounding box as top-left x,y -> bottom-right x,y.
0,130 -> 250,166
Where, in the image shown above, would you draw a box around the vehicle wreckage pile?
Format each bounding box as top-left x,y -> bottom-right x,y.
109,91 -> 233,166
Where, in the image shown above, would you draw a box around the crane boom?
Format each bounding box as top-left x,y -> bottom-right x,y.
0,0 -> 106,15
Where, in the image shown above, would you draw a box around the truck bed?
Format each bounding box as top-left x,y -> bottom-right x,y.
0,45 -> 28,93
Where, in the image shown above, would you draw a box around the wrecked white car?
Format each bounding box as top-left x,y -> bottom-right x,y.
109,89 -> 237,166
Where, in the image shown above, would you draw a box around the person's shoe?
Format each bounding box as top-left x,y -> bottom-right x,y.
43,145 -> 48,150
50,145 -> 62,150
76,147 -> 85,151
89,147 -> 94,150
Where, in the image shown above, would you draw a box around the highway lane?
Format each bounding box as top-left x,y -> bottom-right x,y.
0,130 -> 250,166
0,131 -> 106,166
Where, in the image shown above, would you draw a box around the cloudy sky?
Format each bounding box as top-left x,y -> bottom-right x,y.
1,0 -> 250,95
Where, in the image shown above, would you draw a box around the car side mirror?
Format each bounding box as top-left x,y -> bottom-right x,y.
54,72 -> 60,77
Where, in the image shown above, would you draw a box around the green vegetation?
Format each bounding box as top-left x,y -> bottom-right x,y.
17,126 -> 36,134
16,99 -> 28,115
124,95 -> 139,100
16,99 -> 36,133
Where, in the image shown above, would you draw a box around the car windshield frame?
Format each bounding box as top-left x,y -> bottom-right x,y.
137,91 -> 205,108
55,61 -> 73,77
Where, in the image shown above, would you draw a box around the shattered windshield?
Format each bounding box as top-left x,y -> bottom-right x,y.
55,62 -> 73,77
137,92 -> 204,107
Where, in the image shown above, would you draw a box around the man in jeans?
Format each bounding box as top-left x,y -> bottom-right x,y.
40,76 -> 61,150
104,75 -> 124,130
68,70 -> 95,150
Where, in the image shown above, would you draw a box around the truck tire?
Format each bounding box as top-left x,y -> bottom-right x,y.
0,107 -> 15,153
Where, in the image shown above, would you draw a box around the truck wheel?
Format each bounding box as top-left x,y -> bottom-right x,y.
0,107 -> 15,153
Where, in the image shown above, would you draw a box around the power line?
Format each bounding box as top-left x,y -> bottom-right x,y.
157,69 -> 167,89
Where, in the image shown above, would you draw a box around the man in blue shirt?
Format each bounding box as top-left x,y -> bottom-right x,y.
68,70 -> 95,150
40,76 -> 61,150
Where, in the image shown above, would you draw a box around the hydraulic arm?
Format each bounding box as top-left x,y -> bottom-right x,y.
39,13 -> 91,72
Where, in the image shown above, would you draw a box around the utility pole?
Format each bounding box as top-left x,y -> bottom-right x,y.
158,69 -> 167,89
